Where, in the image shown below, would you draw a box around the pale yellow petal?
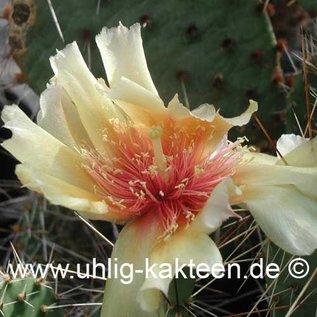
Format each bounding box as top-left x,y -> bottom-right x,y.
167,94 -> 191,120
191,99 -> 257,136
278,136 -> 317,167
15,164 -> 122,221
50,42 -> 120,154
138,228 -> 222,311
101,213 -> 161,316
234,141 -> 317,255
106,77 -> 166,125
167,99 -> 257,155
196,101 -> 257,150
191,178 -> 239,234
191,103 -> 216,122
276,134 -> 307,157
1,105 -> 93,191
96,22 -> 158,95
241,185 -> 317,255
37,84 -> 91,148
242,151 -> 278,165
234,163 -> 317,199
225,99 -> 258,126
166,99 -> 225,151
167,97 -> 217,123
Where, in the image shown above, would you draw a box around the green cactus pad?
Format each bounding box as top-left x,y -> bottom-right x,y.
0,275 -> 64,317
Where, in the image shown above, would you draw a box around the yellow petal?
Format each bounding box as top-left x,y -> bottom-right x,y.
50,42 -> 120,155
192,99 -> 257,127
0,105 -> 124,221
101,213 -> 162,316
171,100 -> 258,151
96,22 -> 158,96
37,84 -> 91,148
106,77 -> 166,126
234,163 -> 317,200
276,134 -> 307,157
233,136 -> 317,255
191,103 -> 216,122
138,227 -> 222,312
167,97 -> 218,149
191,178 -> 239,234
241,185 -> 317,255
242,151 -> 278,165
278,136 -> 317,167
1,105 -> 92,191
224,99 -> 258,126
167,94 -> 192,120
15,164 -> 128,222
210,100 -> 258,146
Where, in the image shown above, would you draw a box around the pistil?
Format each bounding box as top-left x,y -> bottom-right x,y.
148,126 -> 168,182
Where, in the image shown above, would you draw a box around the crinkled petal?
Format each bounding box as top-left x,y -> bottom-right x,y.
15,164 -> 123,221
191,178 -> 240,234
37,84 -> 91,148
191,103 -> 216,122
191,100 -> 257,127
234,138 -> 317,255
225,100 -> 258,126
278,136 -> 317,167
234,163 -> 317,200
167,95 -> 221,150
207,100 -> 256,146
169,98 -> 257,129
0,105 -> 126,222
101,213 -> 161,317
1,105 -> 92,191
167,99 -> 257,155
96,22 -> 158,96
50,42 -> 120,154
241,185 -> 317,255
167,94 -> 191,120
193,100 -> 257,150
106,77 -> 166,125
138,228 -> 222,311
276,134 -> 307,157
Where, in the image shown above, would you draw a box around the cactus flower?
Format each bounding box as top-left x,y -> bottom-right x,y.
1,23 -> 316,316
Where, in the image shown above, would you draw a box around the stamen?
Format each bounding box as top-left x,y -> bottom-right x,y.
81,122 -> 242,241
184,210 -> 195,229
194,165 -> 204,177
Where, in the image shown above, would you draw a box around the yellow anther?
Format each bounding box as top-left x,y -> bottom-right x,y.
148,165 -> 158,177
194,165 -> 204,177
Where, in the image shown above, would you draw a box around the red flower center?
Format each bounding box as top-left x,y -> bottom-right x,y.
82,120 -> 240,238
